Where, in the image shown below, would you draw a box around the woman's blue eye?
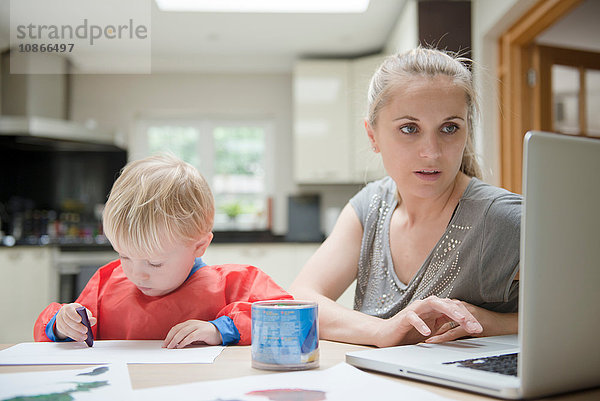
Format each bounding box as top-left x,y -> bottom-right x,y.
442,124 -> 459,134
149,263 -> 163,268
400,125 -> 418,134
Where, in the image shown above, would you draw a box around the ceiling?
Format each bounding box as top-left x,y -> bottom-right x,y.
1,0 -> 598,75
536,0 -> 600,53
0,0 -> 406,73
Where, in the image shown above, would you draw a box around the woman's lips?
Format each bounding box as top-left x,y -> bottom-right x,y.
414,170 -> 441,181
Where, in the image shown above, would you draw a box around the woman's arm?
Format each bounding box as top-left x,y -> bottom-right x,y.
290,204 -> 483,347
290,204 -> 381,344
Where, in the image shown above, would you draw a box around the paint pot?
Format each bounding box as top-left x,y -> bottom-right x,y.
251,300 -> 319,371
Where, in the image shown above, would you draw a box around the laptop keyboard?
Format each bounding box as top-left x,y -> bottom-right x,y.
443,353 -> 518,376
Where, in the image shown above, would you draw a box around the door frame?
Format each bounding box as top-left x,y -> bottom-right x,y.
498,0 -> 583,193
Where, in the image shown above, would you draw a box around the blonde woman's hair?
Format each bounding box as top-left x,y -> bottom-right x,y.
366,47 -> 482,179
102,153 -> 214,256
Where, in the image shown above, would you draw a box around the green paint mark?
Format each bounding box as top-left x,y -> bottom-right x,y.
2,380 -> 109,401
77,367 -> 109,377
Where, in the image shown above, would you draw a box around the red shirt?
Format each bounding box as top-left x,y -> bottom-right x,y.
34,260 -> 292,345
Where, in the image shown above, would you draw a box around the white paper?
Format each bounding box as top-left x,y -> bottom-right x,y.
0,364 -> 133,401
133,363 -> 453,401
0,341 -> 224,365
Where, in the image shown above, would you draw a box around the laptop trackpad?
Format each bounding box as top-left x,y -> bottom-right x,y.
415,336 -> 518,355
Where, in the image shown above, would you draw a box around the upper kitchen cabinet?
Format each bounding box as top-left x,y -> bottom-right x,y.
293,56 -> 386,184
293,60 -> 352,183
350,54 -> 386,183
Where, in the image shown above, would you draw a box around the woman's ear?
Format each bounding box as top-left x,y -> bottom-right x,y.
365,120 -> 379,153
194,232 -> 214,257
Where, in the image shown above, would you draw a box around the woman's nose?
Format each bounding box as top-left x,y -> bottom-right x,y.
420,133 -> 442,159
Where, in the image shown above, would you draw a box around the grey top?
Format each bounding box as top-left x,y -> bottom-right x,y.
349,176 -> 521,318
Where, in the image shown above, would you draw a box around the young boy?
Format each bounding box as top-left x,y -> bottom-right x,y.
34,154 -> 292,348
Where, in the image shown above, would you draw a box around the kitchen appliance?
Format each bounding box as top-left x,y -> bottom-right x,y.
286,194 -> 323,242
1,50 -> 116,145
0,50 -> 126,246
0,136 -> 126,246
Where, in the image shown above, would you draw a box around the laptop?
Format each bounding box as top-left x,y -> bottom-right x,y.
346,131 -> 600,399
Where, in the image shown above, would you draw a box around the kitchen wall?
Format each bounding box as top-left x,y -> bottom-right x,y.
384,0 -> 418,55
69,72 -> 362,235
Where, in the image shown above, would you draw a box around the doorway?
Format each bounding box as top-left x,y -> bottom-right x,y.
497,0 -> 600,193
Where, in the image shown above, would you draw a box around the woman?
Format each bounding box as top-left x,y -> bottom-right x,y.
290,48 -> 520,348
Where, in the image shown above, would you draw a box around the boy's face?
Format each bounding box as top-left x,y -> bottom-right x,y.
115,233 -> 212,297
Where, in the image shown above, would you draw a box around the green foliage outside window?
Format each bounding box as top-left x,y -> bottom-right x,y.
146,123 -> 267,230
214,127 -> 264,175
148,126 -> 200,169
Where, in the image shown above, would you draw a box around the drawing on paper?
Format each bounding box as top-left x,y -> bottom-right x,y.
0,365 -> 130,401
77,366 -> 109,376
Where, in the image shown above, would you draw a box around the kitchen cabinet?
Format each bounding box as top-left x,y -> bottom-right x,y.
350,54 -> 387,183
293,60 -> 352,183
204,243 -> 356,309
293,56 -> 386,184
0,247 -> 59,343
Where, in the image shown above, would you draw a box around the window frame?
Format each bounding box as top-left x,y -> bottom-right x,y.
131,117 -> 275,231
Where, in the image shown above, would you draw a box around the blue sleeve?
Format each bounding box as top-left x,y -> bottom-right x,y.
209,316 -> 240,346
186,257 -> 207,280
45,311 -> 74,342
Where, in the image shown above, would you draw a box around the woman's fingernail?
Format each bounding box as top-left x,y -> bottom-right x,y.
468,321 -> 483,331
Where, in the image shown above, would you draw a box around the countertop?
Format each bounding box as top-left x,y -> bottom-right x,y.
0,230 -> 324,250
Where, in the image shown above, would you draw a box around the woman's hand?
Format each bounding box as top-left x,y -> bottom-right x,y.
374,296 -> 483,347
55,303 -> 97,342
425,302 -> 518,344
163,320 -> 222,349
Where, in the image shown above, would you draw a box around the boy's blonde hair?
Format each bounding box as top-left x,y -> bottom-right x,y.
366,47 -> 482,179
103,154 -> 214,256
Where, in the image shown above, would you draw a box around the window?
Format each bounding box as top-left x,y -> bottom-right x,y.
132,119 -> 273,231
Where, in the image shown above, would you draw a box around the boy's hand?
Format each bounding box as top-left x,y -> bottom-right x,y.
163,320 -> 222,349
55,303 -> 97,342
